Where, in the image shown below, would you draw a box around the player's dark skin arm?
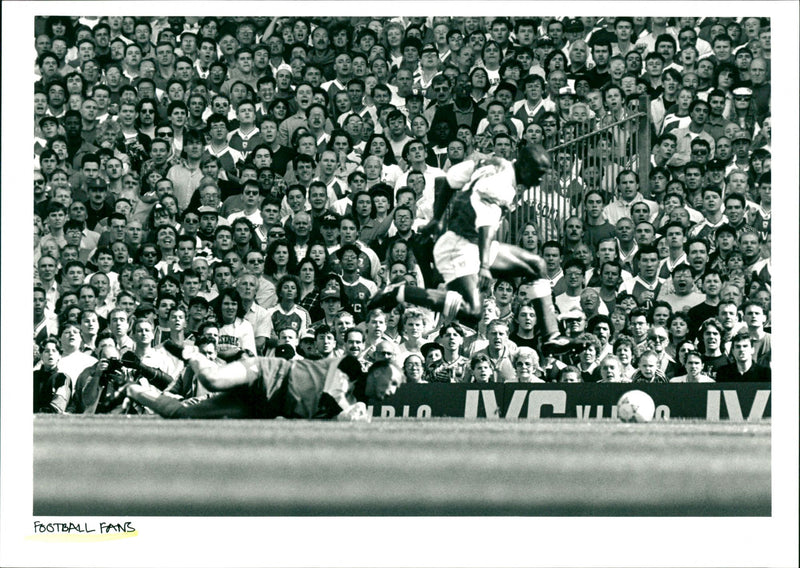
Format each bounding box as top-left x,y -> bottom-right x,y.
431,176 -> 457,220
120,353 -> 176,390
424,158 -> 506,233
134,363 -> 175,390
477,224 -> 497,292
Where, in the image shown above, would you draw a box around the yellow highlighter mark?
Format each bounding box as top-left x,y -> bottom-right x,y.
26,530 -> 139,543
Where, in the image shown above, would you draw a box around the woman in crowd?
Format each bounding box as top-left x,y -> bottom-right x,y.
264,275 -> 312,340
612,335 -> 637,381
264,237 -> 297,286
575,333 -> 602,382
362,133 -> 403,187
268,98 -> 290,124
146,202 -> 175,233
667,313 -> 691,360
296,258 -> 323,322
517,222 -> 541,257
402,353 -> 425,383
384,303 -> 405,344
305,242 -> 332,275
510,347 -> 545,383
215,288 -> 257,357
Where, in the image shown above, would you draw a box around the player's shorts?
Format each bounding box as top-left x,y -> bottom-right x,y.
433,230 -> 499,284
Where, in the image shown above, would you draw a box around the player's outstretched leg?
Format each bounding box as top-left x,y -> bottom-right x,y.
368,275 -> 483,326
127,383 -> 253,418
490,243 -> 579,355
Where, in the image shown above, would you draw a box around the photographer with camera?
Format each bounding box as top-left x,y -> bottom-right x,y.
68,339 -> 136,414
68,330 -> 183,413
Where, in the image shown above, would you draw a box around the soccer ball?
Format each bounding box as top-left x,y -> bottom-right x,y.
616,390 -> 656,423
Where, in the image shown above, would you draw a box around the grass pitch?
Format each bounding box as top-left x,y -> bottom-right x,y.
34,417 -> 770,516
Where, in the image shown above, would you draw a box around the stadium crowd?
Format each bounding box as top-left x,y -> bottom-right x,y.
31,15 -> 772,415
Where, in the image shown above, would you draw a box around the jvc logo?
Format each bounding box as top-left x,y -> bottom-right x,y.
706,390 -> 771,421
464,390 -> 567,419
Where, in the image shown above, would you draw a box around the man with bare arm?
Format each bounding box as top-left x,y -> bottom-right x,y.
369,144 -> 575,355
126,349 -> 401,421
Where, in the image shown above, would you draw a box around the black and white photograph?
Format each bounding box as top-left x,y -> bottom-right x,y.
2,2 -> 798,566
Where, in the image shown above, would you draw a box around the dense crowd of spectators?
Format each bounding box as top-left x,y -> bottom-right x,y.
31,15 -> 772,414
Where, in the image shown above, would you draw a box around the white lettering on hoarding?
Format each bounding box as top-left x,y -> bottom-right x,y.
504,390 -> 528,418
706,390 -> 770,421
527,391 -> 567,418
464,390 -> 501,419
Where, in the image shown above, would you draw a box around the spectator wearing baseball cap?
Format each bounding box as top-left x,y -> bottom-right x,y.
420,43 -> 438,56
730,129 -> 752,171
197,204 -> 227,227
560,307 -> 588,340
417,43 -> 442,93
732,129 -> 751,144
84,177 -> 114,231
705,158 -> 727,191
401,36 -> 423,57
368,182 -> 393,205
536,35 -> 555,49
558,86 -> 576,100
730,86 -> 757,138
565,18 -> 585,44
313,285 -> 344,330
707,223 -> 739,274
420,341 -> 449,382
317,212 -> 341,249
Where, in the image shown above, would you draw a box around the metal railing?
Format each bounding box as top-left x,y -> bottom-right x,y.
506,94 -> 651,246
